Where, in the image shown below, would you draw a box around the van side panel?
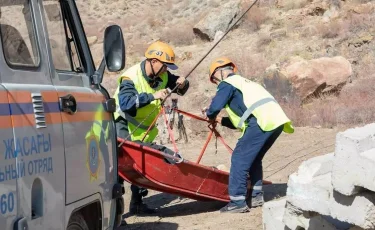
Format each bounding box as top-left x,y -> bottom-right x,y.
37,0 -> 117,228
0,86 -> 18,230
2,86 -> 66,230
55,85 -> 116,229
0,0 -> 66,229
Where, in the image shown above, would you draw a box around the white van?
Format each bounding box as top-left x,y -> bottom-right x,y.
0,0 -> 126,229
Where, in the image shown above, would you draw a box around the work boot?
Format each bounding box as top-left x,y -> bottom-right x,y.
219,202 -> 250,213
129,185 -> 156,215
129,202 -> 156,215
250,193 -> 264,208
120,219 -> 127,226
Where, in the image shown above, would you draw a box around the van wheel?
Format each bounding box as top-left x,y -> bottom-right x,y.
67,213 -> 89,230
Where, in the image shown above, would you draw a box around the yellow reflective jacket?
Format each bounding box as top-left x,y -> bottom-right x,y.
222,75 -> 294,136
113,63 -> 168,142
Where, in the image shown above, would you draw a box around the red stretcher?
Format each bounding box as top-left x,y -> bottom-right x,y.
117,106 -> 271,202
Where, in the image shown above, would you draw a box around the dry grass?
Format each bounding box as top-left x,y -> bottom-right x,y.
281,78 -> 375,128
147,17 -> 164,28
256,32 -> 272,50
160,24 -> 197,46
259,0 -> 278,7
128,43 -> 149,56
78,0 -> 375,131
241,5 -> 269,32
208,0 -> 220,8
280,0 -> 311,10
344,12 -> 375,34
356,54 -> 375,79
232,51 -> 271,80
316,20 -> 342,39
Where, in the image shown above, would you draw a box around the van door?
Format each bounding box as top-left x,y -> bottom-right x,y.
0,0 -> 66,230
39,0 -> 118,228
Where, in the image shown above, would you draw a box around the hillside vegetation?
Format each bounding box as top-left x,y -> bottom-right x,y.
76,0 -> 375,129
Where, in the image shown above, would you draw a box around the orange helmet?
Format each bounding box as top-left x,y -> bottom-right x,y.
145,41 -> 178,70
209,57 -> 237,82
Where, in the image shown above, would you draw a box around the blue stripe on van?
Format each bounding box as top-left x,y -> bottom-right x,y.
44,102 -> 100,113
43,102 -> 61,113
77,102 -> 100,112
0,102 -> 101,116
0,104 -> 10,116
9,103 -> 34,115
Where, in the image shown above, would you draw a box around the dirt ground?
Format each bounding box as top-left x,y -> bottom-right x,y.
117,126 -> 343,230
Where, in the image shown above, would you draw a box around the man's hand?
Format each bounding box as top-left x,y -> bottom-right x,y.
176,76 -> 186,89
208,116 -> 222,125
153,89 -> 169,100
215,116 -> 222,124
201,106 -> 208,118
201,106 -> 221,125
208,118 -> 216,125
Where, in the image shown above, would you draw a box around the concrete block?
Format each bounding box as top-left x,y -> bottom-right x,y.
262,198 -> 287,230
330,190 -> 375,229
287,172 -> 332,215
283,201 -> 338,230
286,153 -> 375,229
297,153 -> 334,179
286,153 -> 334,215
332,123 -> 375,196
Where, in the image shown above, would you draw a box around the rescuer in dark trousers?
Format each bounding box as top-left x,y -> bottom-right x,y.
203,57 -> 294,213
113,41 -> 189,215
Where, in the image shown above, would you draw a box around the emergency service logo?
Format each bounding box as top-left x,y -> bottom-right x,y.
85,128 -> 101,182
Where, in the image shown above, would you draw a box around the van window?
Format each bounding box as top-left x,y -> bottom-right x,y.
0,0 -> 40,67
42,0 -> 83,72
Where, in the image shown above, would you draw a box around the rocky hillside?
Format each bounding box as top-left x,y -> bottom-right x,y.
76,0 -> 375,131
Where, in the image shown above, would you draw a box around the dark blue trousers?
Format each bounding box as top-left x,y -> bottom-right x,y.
228,116 -> 283,205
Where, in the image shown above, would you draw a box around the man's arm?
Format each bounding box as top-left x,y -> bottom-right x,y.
118,78 -> 154,117
166,72 -> 190,96
206,82 -> 235,120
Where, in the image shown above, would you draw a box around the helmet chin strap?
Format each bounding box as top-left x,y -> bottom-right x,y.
219,66 -> 234,81
149,59 -> 164,80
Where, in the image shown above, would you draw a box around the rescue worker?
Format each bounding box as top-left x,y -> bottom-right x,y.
203,57 -> 294,213
113,41 -> 189,215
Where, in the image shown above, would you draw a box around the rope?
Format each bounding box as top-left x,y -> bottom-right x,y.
177,113 -> 188,143
215,135 -> 218,155
264,143 -> 335,179
161,107 -> 179,153
264,139 -> 325,169
117,0 -> 260,148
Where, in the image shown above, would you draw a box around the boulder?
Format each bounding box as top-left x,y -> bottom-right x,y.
351,2 -> 375,14
213,30 -> 224,43
282,56 -> 352,102
193,0 -> 241,41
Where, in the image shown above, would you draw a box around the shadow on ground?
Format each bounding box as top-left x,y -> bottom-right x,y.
116,221 -> 179,230
263,183 -> 287,202
123,192 -> 225,218
124,183 -> 287,219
